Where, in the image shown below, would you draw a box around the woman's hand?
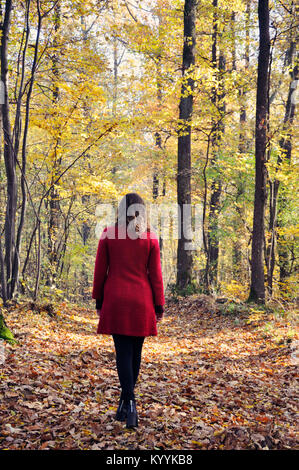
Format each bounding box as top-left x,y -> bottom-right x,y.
96,309 -> 101,318
155,305 -> 164,323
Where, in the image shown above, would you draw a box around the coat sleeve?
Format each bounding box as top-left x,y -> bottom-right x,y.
92,227 -> 109,304
147,233 -> 165,306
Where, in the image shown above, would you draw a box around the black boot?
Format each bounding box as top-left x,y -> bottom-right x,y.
126,399 -> 138,428
115,399 -> 127,422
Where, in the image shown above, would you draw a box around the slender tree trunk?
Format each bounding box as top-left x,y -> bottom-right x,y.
112,34 -> 118,118
1,0 -> 42,301
232,1 -> 251,281
153,54 -> 162,202
177,0 -> 196,289
80,194 -> 91,299
277,60 -> 298,287
33,220 -> 41,300
47,1 -> 61,288
0,236 -> 7,303
267,22 -> 297,295
12,0 -> 41,296
111,19 -> 121,176
248,0 -> 270,303
204,0 -> 218,292
0,0 -> 15,303
152,52 -> 165,254
205,0 -> 225,292
79,16 -> 91,300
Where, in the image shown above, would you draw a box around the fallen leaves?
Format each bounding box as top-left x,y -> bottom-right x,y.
0,295 -> 298,450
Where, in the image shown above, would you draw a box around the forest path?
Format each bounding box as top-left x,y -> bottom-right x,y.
0,296 -> 297,450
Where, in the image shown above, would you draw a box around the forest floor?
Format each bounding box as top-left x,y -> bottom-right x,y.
0,295 -> 298,450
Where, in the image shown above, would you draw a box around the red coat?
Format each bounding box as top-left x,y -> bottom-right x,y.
92,225 -> 165,337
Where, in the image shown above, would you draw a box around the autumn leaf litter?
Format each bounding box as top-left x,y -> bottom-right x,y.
0,295 -> 298,450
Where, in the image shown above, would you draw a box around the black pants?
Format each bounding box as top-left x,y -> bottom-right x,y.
112,334 -> 145,403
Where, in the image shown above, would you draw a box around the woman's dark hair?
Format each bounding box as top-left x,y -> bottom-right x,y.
115,193 -> 151,231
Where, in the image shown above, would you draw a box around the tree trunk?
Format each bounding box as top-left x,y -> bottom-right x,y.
153,54 -> 162,202
276,60 -> 298,288
248,0 -> 270,303
0,0 -> 15,303
47,2 -> 62,288
80,194 -> 91,299
266,10 -> 297,295
12,0 -> 41,296
152,52 -> 165,255
205,0 -> 225,292
177,0 -> 196,289
79,16 -> 91,300
232,1 -> 251,282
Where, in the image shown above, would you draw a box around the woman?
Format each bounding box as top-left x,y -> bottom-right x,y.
92,193 -> 165,429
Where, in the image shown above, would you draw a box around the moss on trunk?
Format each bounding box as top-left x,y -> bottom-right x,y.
0,313 -> 16,343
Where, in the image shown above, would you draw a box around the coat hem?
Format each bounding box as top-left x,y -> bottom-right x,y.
97,330 -> 157,337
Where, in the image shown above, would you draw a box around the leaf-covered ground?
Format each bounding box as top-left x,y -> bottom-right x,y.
0,295 -> 298,450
